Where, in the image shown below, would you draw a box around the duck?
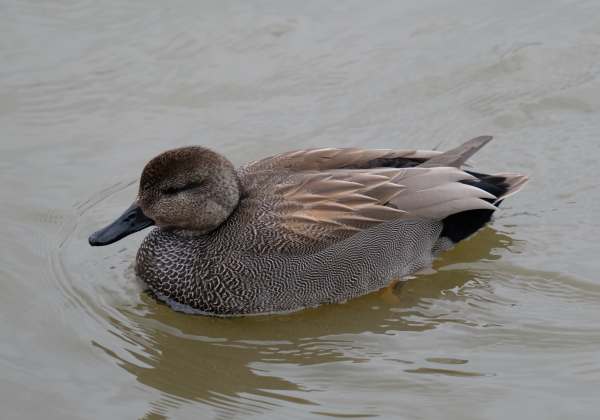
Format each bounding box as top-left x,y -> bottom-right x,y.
89,136 -> 527,316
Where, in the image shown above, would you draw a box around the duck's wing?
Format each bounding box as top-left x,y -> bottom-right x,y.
266,166 -> 498,243
239,146 -> 443,175
239,136 -> 495,178
239,136 -> 527,246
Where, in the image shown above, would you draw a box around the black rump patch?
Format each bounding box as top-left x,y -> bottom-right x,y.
359,158 -> 513,244
440,172 -> 511,244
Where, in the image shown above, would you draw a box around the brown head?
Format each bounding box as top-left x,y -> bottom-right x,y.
89,146 -> 240,246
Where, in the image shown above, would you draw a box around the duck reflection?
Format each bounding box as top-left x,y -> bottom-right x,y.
97,227 -> 515,418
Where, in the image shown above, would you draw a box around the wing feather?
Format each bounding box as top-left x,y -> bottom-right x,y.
273,166 -> 495,241
241,147 -> 443,174
237,137 -> 525,247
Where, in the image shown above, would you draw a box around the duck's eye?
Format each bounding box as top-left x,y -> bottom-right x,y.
161,181 -> 204,195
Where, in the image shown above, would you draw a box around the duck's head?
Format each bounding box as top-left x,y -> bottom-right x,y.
89,146 -> 240,246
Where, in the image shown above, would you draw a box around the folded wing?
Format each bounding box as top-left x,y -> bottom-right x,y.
239,136 -> 527,248
272,167 -> 496,242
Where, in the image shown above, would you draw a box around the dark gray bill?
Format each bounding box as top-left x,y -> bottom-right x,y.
89,203 -> 154,246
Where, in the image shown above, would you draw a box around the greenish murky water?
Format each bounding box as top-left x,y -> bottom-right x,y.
1,1 -> 599,419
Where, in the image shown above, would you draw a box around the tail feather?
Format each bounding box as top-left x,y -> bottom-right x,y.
491,172 -> 529,202
439,171 -> 528,244
418,136 -> 528,247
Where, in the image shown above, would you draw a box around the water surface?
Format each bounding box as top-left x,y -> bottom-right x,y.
1,1 -> 600,419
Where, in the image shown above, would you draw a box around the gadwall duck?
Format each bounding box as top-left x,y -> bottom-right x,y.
89,136 -> 527,316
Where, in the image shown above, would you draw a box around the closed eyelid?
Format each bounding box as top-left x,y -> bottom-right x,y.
161,181 -> 204,195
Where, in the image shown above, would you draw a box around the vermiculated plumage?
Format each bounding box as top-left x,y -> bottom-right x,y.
90,136 -> 528,316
